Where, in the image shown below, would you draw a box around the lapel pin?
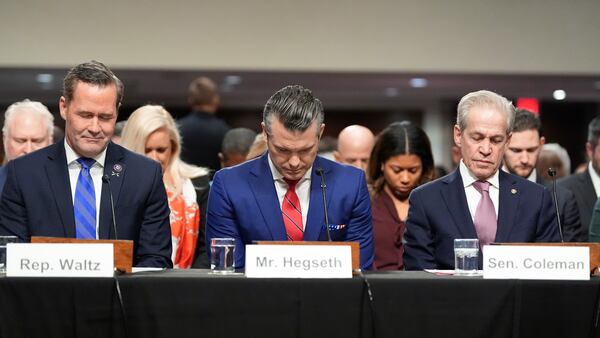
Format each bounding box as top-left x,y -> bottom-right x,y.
511,188 -> 517,194
111,164 -> 123,177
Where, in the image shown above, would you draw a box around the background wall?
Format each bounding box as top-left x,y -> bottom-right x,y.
2,0 -> 600,74
1,0 -> 599,170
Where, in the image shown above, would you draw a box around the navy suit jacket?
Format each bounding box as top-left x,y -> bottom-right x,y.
537,175 -> 584,242
206,153 -> 374,269
0,166 -> 6,197
0,141 -> 173,268
403,169 -> 560,270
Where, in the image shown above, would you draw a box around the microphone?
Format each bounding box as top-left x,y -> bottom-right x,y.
315,168 -> 332,242
547,168 -> 564,242
102,175 -> 119,240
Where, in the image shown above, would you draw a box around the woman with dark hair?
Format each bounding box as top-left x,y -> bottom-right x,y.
367,121 -> 435,270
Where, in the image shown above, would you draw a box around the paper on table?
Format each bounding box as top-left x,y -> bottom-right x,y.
425,269 -> 483,276
131,267 -> 165,273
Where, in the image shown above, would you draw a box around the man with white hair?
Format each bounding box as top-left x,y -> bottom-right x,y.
334,125 -> 375,171
0,99 -> 54,192
404,90 -> 560,270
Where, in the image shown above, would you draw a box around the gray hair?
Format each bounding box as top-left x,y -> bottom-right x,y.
456,90 -> 514,134
543,143 -> 571,174
222,127 -> 257,156
63,60 -> 124,109
262,85 -> 324,135
3,99 -> 54,139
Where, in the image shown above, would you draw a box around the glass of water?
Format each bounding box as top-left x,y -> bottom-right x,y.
0,236 -> 18,274
210,238 -> 235,274
454,238 -> 479,275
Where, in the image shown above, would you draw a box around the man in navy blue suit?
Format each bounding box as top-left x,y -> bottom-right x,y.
206,85 -> 374,269
0,61 -> 172,268
403,90 -> 560,270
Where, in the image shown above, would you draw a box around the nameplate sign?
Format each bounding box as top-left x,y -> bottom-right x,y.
245,244 -> 352,278
483,245 -> 589,280
6,243 -> 114,278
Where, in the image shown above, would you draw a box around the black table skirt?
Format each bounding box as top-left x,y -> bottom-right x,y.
0,270 -> 599,338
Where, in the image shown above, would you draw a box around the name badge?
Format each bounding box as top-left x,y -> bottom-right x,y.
7,243 -> 114,278
245,244 -> 352,278
483,245 -> 589,280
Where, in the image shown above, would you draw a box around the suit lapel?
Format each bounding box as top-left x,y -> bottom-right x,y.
440,170 -> 478,238
249,154 -> 286,240
581,170 -> 597,215
496,171 -> 519,242
304,157 -> 330,241
44,142 -> 76,238
98,143 -> 125,239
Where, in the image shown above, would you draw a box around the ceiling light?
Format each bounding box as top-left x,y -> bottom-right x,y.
36,73 -> 53,84
409,78 -> 428,88
552,89 -> 566,100
224,75 -> 242,86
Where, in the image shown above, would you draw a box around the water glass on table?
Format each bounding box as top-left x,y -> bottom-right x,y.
454,238 -> 479,275
210,238 -> 235,274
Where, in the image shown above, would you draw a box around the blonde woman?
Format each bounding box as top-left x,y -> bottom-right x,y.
121,105 -> 210,268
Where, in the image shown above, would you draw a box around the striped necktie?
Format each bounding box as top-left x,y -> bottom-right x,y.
74,157 -> 96,239
282,179 -> 303,241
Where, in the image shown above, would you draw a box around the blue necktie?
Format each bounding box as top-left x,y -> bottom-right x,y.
74,158 -> 96,239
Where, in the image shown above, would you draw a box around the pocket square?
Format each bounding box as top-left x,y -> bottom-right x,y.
328,224 -> 346,231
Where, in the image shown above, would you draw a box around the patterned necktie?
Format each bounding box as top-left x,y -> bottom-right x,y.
282,179 -> 303,241
74,157 -> 96,239
472,180 -> 497,246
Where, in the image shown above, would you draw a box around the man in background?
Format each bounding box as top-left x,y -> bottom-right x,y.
0,99 -> 54,192
218,127 -> 256,168
559,116 -> 600,239
503,109 -> 583,242
404,90 -> 559,270
334,125 -> 375,171
179,76 -> 230,171
0,60 -> 172,267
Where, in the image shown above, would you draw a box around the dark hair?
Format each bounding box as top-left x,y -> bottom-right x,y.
588,116 -> 600,148
188,76 -> 218,107
221,127 -> 257,156
512,108 -> 542,134
367,121 -> 435,194
63,60 -> 123,109
263,85 -> 324,135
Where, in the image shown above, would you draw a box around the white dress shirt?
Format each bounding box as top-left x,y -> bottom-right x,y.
268,154 -> 311,230
460,160 -> 500,222
65,141 -> 107,239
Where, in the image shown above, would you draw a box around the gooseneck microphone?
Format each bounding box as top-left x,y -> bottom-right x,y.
547,168 -> 564,242
315,168 -> 332,241
102,175 -> 119,240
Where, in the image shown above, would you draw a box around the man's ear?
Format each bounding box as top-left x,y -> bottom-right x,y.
586,142 -> 594,160
59,96 -> 68,120
453,125 -> 462,148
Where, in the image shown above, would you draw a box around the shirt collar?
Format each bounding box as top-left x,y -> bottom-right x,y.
460,159 -> 500,189
64,139 -> 107,168
267,153 -> 312,183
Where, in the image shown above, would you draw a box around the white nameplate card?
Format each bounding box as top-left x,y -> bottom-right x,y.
6,243 -> 114,278
245,244 -> 352,278
483,245 -> 589,280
